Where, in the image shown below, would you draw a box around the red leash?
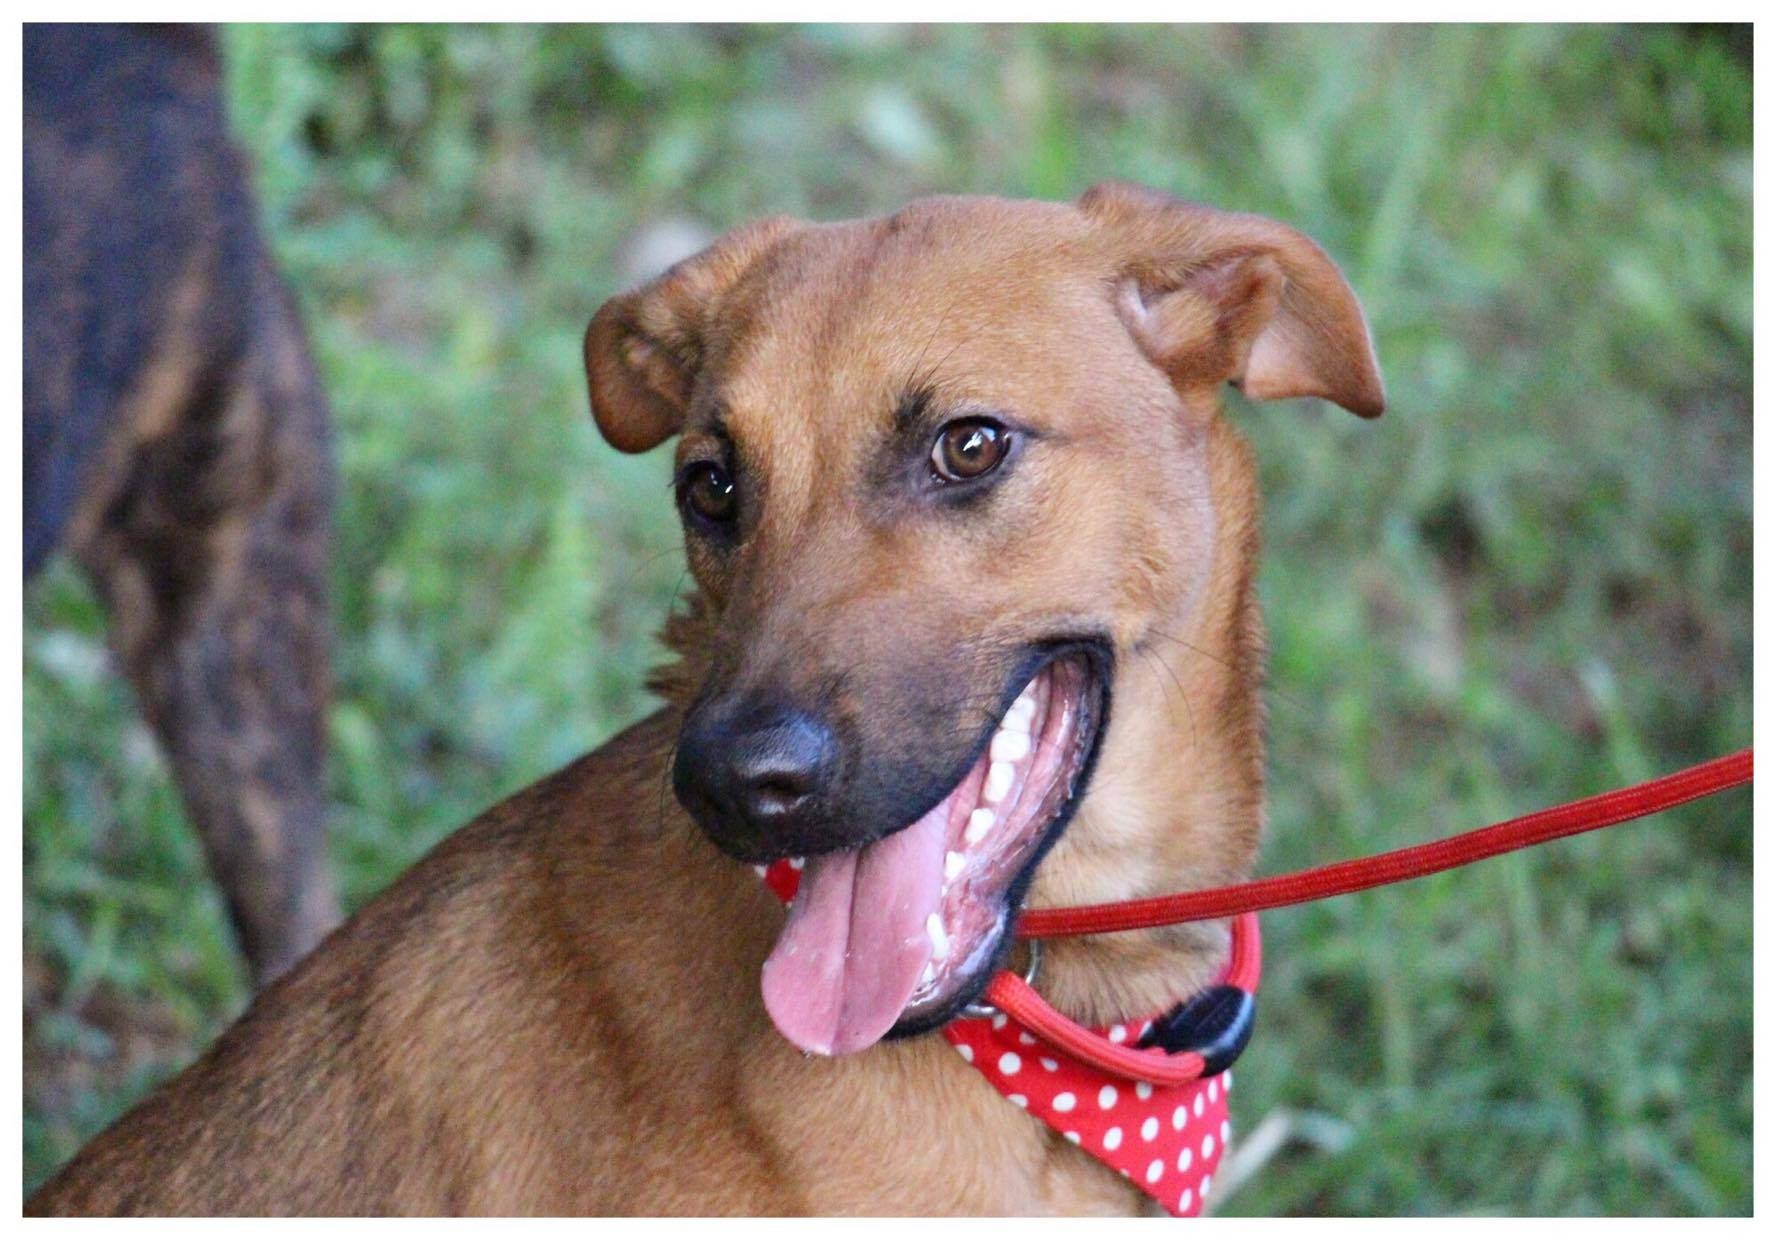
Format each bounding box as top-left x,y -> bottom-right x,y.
985,748 -> 1752,1083
1018,747 -> 1752,939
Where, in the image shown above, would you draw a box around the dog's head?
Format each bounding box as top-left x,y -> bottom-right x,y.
585,184 -> 1382,1054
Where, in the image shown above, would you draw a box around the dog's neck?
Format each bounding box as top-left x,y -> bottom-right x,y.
1024,414 -> 1267,1026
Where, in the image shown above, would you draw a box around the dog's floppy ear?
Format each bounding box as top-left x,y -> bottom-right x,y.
585,215 -> 800,452
1078,181 -> 1385,417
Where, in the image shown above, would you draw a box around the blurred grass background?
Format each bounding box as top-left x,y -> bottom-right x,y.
22,24 -> 1751,1213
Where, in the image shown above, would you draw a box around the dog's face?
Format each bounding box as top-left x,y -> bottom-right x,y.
586,185 -> 1381,1055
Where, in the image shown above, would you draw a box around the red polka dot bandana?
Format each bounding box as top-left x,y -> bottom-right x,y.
759,860 -> 1231,1217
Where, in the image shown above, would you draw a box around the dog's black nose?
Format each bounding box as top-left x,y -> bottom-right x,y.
730,714 -> 832,818
674,698 -> 841,854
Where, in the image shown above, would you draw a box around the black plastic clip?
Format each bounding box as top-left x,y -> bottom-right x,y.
1135,983 -> 1256,1077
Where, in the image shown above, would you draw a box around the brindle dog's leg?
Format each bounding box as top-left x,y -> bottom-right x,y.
73,256 -> 340,983
25,25 -> 340,984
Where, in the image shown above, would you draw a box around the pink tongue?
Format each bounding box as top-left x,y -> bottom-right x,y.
760,797 -> 950,1055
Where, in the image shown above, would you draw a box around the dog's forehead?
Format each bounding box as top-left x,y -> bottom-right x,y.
709,197 -> 1109,445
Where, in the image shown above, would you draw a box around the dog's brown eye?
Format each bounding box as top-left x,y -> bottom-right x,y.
931,419 -> 1009,483
679,463 -> 738,525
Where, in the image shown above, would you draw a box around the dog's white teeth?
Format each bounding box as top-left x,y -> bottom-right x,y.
1008,692 -> 1037,725
945,850 -> 967,881
965,808 -> 996,845
990,728 -> 1031,762
920,962 -> 937,985
984,761 -> 1015,804
926,913 -> 950,960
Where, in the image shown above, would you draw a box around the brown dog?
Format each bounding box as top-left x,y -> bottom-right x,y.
27,183 -> 1382,1215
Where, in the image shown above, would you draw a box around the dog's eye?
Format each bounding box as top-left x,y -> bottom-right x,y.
678,462 -> 738,526
930,419 -> 1010,483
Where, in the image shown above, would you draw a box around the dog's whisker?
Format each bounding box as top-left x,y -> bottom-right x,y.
910,332 -> 973,399
1145,627 -> 1315,717
1140,646 -> 1199,751
900,287 -> 969,399
610,544 -> 691,603
656,737 -> 681,836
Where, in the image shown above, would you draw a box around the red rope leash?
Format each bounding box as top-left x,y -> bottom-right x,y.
1018,748 -> 1752,940
984,749 -> 1750,1084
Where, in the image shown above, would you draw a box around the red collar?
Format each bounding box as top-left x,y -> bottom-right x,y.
758,860 -> 1253,1216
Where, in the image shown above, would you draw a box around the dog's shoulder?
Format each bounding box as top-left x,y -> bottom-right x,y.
26,706 -> 727,1214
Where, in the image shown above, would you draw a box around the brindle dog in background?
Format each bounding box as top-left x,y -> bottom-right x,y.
24,24 -> 339,984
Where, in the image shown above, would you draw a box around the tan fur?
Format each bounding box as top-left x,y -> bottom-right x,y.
29,185 -> 1380,1215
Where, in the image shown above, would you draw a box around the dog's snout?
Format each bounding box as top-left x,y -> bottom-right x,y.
674,699 -> 841,856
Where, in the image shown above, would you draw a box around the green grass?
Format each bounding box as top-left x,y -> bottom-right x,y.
23,25 -> 1750,1213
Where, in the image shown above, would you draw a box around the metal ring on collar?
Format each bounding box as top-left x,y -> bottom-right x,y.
959,939 -> 1042,1020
